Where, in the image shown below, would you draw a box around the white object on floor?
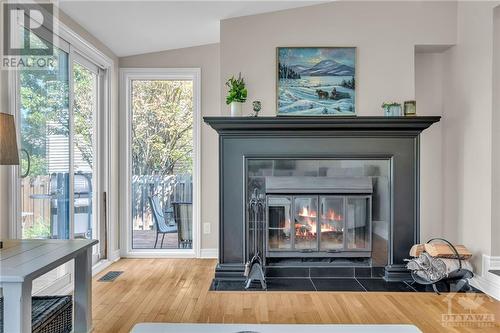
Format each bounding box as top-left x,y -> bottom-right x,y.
0,239 -> 97,333
131,323 -> 422,333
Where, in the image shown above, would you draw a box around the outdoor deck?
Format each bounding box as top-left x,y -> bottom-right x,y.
132,230 -> 179,249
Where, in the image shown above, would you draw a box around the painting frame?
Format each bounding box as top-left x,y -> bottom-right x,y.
276,46 -> 357,117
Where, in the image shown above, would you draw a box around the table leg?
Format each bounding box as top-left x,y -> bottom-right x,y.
2,280 -> 32,333
74,247 -> 92,333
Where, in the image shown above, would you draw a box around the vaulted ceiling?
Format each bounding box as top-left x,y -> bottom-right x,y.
59,1 -> 326,57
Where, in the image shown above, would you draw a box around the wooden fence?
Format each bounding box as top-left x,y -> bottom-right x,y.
131,174 -> 192,231
20,176 -> 51,236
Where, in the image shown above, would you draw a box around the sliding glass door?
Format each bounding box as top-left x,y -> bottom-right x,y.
18,46 -> 71,240
16,40 -> 105,265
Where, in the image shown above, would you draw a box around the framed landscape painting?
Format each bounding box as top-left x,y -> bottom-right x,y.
277,47 -> 356,116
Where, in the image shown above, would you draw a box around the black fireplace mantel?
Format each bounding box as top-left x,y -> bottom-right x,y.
204,116 -> 441,282
204,116 -> 440,133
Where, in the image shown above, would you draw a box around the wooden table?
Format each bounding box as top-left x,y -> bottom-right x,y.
0,239 -> 97,333
131,323 -> 422,333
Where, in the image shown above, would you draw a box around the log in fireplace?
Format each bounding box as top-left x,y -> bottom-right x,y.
266,177 -> 372,258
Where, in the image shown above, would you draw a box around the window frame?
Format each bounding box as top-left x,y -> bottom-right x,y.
119,68 -> 201,258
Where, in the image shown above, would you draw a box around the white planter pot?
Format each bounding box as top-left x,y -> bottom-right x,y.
230,102 -> 243,117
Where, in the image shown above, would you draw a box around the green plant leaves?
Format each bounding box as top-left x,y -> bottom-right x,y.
225,73 -> 247,104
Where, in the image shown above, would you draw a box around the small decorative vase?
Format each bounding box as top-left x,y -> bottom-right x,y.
383,105 -> 402,117
404,100 -> 416,116
252,100 -> 262,117
230,101 -> 243,117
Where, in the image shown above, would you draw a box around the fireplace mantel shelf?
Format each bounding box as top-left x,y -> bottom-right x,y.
204,116 -> 440,133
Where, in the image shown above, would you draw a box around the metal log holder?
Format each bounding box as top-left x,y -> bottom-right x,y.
408,238 -> 474,294
244,189 -> 267,290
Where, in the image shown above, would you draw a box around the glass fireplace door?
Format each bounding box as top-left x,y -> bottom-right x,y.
294,196 -> 318,250
346,197 -> 371,251
267,196 -> 292,250
320,197 -> 344,251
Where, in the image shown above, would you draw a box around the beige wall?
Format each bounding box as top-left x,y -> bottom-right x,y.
220,1 -> 457,116
492,6 -> 500,257
119,43 -> 221,250
415,51 -> 445,242
441,1 -> 499,273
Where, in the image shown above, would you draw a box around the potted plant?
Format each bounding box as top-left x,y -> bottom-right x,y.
382,102 -> 402,117
226,73 -> 248,116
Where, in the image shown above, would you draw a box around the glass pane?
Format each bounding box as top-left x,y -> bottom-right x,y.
131,80 -> 193,249
73,63 -> 97,241
20,47 -> 70,240
267,197 -> 292,250
346,197 -> 370,250
294,196 -> 317,250
320,197 -> 344,250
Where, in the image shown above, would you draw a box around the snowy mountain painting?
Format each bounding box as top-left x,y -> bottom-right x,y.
277,47 -> 356,116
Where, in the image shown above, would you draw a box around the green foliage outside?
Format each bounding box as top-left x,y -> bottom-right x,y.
132,80 -> 193,177
22,218 -> 51,239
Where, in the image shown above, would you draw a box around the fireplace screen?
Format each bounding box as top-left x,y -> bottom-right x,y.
265,177 -> 372,257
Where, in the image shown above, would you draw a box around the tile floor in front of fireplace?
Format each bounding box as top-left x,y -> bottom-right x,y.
211,277 -> 421,292
210,266 -> 481,293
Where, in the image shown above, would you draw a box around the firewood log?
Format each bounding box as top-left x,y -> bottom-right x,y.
409,244 -> 425,257
424,243 -> 472,259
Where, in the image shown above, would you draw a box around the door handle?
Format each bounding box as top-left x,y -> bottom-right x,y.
20,148 -> 30,178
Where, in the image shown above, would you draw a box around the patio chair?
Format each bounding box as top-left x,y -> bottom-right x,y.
149,196 -> 178,248
172,202 -> 193,249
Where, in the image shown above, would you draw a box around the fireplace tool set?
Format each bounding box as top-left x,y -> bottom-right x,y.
244,189 -> 267,290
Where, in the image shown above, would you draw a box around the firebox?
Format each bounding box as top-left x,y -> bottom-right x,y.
265,177 -> 372,257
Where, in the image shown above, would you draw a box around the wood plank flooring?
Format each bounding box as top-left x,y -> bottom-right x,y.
92,259 -> 500,333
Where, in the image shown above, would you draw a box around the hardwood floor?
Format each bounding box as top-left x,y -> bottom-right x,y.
92,259 -> 500,333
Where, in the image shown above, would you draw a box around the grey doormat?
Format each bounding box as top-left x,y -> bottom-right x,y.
98,271 -> 123,282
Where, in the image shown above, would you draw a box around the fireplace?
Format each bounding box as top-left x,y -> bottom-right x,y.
204,116 -> 440,282
266,177 -> 372,257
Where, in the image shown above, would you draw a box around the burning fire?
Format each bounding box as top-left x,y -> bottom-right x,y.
298,206 -> 316,218
324,208 -> 343,222
295,206 -> 342,238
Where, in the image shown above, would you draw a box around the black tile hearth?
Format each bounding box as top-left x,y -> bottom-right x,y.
312,278 -> 365,291
210,277 -> 482,293
310,267 -> 354,278
266,278 -> 316,291
489,270 -> 500,277
266,267 -> 309,278
371,267 -> 386,278
357,278 -> 415,292
210,279 -> 246,291
354,267 -> 371,278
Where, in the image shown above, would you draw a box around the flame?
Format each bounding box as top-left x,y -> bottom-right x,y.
323,208 -> 343,221
298,206 -> 316,218
294,206 -> 342,239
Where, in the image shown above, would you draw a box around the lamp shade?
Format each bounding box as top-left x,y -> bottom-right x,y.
0,113 -> 20,165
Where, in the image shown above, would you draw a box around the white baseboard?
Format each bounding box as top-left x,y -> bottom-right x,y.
199,248 -> 218,258
470,254 -> 500,300
92,258 -> 118,277
109,249 -> 121,262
